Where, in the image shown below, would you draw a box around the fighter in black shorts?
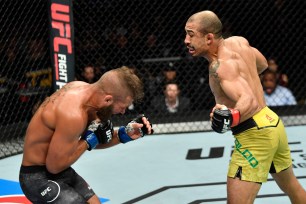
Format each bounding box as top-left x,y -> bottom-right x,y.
19,67 -> 153,203
20,166 -> 95,203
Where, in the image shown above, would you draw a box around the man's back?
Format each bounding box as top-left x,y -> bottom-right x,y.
22,81 -> 89,166
209,36 -> 266,121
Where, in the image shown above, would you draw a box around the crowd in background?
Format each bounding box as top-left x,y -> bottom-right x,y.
261,58 -> 297,107
1,0 -> 305,162
75,60 -> 213,116
0,0 -> 305,125
75,55 -> 299,118
0,34 -> 300,123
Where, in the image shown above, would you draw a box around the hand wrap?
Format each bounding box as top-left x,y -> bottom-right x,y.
82,120 -> 114,150
118,114 -> 153,143
211,108 -> 240,133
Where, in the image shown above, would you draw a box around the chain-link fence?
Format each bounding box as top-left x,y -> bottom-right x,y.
0,0 -> 305,158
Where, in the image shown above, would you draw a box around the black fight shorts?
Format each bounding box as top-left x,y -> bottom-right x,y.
19,165 -> 96,204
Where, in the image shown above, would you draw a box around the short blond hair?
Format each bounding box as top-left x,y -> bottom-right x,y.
98,66 -> 144,103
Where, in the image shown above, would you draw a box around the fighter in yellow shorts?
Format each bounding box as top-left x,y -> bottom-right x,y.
184,10 -> 306,203
228,106 -> 292,183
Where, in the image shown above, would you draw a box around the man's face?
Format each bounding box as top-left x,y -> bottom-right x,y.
83,66 -> 95,81
184,21 -> 208,57
165,84 -> 179,102
111,96 -> 134,115
164,70 -> 176,81
97,96 -> 133,120
262,73 -> 277,95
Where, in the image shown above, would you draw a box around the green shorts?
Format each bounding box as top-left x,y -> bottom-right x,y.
228,106 -> 292,183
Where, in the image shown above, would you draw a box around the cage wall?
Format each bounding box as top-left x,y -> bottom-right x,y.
0,0 -> 305,158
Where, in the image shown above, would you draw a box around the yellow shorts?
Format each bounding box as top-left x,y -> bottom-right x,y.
228,106 -> 292,183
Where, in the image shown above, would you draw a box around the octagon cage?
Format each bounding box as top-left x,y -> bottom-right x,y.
0,0 -> 305,158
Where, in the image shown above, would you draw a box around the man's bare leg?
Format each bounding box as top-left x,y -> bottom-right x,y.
271,166 -> 306,204
227,177 -> 261,204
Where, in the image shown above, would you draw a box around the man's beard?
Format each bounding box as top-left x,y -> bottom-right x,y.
96,104 -> 113,122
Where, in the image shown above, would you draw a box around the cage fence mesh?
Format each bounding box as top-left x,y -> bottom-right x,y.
0,0 -> 305,158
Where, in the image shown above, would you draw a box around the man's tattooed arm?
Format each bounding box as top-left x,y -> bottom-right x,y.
209,60 -> 220,79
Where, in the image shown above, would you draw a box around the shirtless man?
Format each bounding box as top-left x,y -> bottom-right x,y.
19,66 -> 153,203
184,10 -> 306,204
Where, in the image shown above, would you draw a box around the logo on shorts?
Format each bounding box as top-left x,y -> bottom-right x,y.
41,187 -> 52,196
235,139 -> 259,168
265,114 -> 275,123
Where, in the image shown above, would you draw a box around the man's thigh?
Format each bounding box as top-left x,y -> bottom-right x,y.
228,127 -> 278,183
227,177 -> 261,204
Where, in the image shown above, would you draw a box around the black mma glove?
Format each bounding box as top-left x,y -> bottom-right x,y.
211,108 -> 240,133
118,114 -> 153,143
82,120 -> 114,150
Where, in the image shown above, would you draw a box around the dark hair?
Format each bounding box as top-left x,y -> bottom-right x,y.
163,80 -> 179,90
263,68 -> 277,78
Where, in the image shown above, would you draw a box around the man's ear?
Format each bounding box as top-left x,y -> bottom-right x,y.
105,95 -> 113,105
206,33 -> 214,45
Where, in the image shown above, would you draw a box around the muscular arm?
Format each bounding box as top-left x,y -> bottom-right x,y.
45,112 -> 88,174
252,47 -> 268,74
217,60 -> 259,122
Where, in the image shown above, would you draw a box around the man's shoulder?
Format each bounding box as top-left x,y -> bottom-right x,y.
55,98 -> 86,121
222,36 -> 249,52
225,36 -> 248,43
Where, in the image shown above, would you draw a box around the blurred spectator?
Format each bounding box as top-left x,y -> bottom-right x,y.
180,59 -> 214,110
163,63 -> 177,82
142,33 -> 160,59
25,38 -> 49,73
114,34 -> 130,66
262,69 -> 297,106
139,66 -> 160,112
81,65 -> 98,83
151,81 -> 190,114
127,21 -> 144,62
142,33 -> 173,59
94,65 -> 107,79
155,62 -> 180,95
267,57 -> 289,87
